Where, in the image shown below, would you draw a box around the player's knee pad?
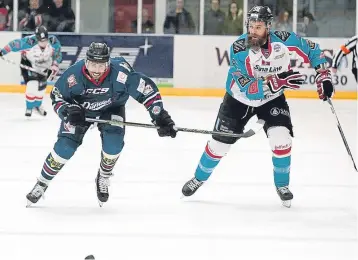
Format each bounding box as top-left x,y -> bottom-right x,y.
212,114 -> 241,144
207,138 -> 231,157
54,137 -> 81,160
267,126 -> 292,158
102,131 -> 125,155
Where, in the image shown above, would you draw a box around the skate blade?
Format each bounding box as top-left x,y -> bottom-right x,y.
282,200 -> 292,208
26,200 -> 33,208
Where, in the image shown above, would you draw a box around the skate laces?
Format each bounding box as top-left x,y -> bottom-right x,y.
277,186 -> 289,194
187,178 -> 202,191
31,182 -> 47,198
98,176 -> 110,193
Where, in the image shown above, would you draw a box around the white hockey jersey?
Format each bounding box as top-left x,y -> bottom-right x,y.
226,31 -> 327,107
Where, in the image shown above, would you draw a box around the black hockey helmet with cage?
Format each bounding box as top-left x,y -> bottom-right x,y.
35,25 -> 48,41
86,42 -> 110,63
246,6 -> 274,27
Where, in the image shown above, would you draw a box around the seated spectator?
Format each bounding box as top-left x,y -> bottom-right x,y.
163,0 -> 195,34
302,12 -> 318,36
114,9 -> 132,33
204,0 -> 225,35
132,8 -> 154,33
222,2 -> 243,36
46,0 -> 75,32
274,10 -> 292,31
0,7 -> 8,31
18,0 -> 48,31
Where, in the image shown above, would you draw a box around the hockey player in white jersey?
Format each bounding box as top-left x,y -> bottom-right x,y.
181,6 -> 334,207
0,25 -> 62,117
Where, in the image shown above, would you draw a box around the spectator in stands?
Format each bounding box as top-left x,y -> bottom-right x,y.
302,13 -> 318,37
163,0 -> 195,34
0,7 -> 8,31
46,0 -> 75,32
114,9 -> 132,33
274,10 -> 292,31
204,0 -> 225,35
132,8 -> 154,33
222,2 -> 243,36
17,0 -> 48,31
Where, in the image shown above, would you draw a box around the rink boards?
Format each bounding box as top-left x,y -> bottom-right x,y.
0,32 -> 356,99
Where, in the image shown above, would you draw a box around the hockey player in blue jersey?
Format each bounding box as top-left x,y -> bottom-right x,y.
0,25 -> 62,117
26,42 -> 177,207
181,6 -> 334,207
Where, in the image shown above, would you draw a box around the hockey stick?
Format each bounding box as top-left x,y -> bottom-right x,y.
327,98 -> 357,172
0,56 -> 48,77
85,118 -> 265,138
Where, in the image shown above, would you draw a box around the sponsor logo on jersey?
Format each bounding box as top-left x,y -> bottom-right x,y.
85,88 -> 110,95
274,53 -> 285,60
82,98 -> 112,110
67,74 -> 77,88
232,39 -> 246,54
253,65 -> 282,73
247,81 -> 259,94
273,44 -> 281,52
274,31 -> 291,42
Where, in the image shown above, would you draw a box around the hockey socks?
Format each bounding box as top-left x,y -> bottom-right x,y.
40,150 -> 68,182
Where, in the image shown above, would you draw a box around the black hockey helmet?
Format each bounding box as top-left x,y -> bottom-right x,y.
35,25 -> 48,41
86,42 -> 110,63
246,6 -> 274,27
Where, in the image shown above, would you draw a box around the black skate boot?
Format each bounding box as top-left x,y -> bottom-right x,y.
25,108 -> 32,117
276,186 -> 293,208
26,179 -> 48,207
35,106 -> 47,116
95,172 -> 111,207
182,177 -> 204,197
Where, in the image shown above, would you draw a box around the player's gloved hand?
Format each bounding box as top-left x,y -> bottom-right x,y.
264,70 -> 305,94
315,69 -> 334,101
48,62 -> 59,81
62,104 -> 86,126
152,109 -> 177,138
0,50 -> 3,57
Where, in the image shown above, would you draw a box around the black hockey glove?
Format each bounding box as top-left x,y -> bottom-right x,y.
152,109 -> 177,138
62,104 -> 86,126
265,70 -> 305,94
315,69 -> 334,101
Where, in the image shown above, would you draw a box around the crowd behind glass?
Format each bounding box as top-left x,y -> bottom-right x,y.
0,0 -> 355,37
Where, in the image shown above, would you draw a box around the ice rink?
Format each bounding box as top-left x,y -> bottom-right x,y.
0,93 -> 356,260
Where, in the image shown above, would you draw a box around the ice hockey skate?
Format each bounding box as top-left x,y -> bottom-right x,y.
95,172 -> 111,207
26,179 -> 48,207
35,106 -> 47,116
182,177 -> 204,197
276,186 -> 293,208
25,108 -> 32,117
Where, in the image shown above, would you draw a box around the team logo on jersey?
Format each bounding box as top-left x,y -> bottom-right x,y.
274,31 -> 291,42
306,39 -> 316,49
116,71 -> 128,84
273,44 -> 281,52
67,74 -> 77,88
237,75 -> 250,87
232,39 -> 246,54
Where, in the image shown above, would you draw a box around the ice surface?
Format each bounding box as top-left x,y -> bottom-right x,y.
0,94 -> 356,260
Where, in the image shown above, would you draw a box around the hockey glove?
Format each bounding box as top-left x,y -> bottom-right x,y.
265,70 -> 305,94
62,104 -> 86,126
152,109 -> 177,138
315,69 -> 334,101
